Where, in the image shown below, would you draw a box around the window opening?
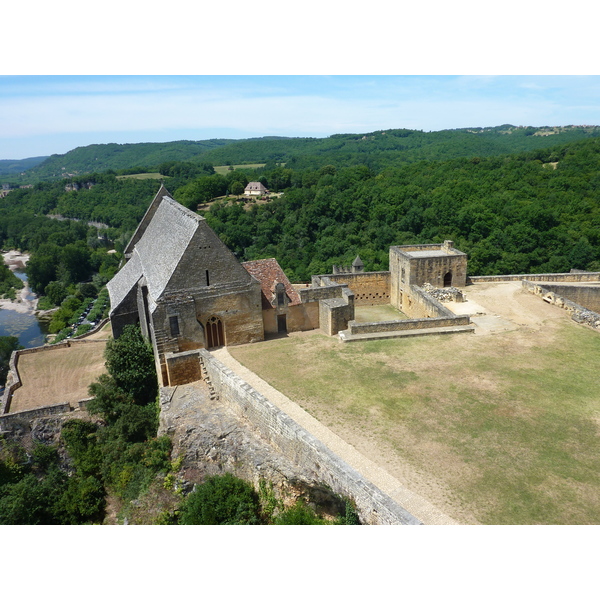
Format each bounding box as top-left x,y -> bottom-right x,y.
169,315 -> 180,337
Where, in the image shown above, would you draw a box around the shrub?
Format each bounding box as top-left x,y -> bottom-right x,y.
273,499 -> 328,525
179,473 -> 262,525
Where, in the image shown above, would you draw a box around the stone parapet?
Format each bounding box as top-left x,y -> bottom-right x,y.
522,280 -> 600,330
469,272 -> 600,284
198,349 -> 422,525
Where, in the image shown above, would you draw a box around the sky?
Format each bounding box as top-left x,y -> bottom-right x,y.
1,75 -> 600,160
2,1 -> 598,161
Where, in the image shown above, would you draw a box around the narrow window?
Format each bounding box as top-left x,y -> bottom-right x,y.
169,316 -> 180,337
276,282 -> 286,306
206,270 -> 210,286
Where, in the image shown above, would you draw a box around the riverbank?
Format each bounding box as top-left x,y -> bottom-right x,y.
1,250 -> 38,314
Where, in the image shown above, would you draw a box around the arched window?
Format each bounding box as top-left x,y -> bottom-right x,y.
205,316 -> 224,348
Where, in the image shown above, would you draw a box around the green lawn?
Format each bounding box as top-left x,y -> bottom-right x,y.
213,164 -> 267,175
116,173 -> 167,180
229,321 -> 600,524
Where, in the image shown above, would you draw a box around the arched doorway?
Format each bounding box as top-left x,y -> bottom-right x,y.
443,271 -> 453,287
205,316 -> 224,348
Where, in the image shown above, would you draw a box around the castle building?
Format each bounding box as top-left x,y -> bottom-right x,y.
107,185 -> 264,385
107,185 -> 471,385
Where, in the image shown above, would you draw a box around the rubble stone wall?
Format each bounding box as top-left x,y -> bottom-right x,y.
532,283 -> 600,313
522,280 -> 600,331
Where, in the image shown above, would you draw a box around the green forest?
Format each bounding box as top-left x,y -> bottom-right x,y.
1,132 -> 600,293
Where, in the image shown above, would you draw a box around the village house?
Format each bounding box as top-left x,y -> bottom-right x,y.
244,181 -> 269,196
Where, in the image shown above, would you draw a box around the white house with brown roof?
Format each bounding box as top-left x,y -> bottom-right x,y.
244,182 -> 269,196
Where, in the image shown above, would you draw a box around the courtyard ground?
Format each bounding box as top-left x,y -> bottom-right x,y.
9,327 -> 110,412
229,281 -> 600,525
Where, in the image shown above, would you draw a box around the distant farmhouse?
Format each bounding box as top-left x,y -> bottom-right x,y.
106,186 -> 475,386
244,181 -> 269,196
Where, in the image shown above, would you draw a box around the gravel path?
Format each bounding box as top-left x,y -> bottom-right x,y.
211,347 -> 458,525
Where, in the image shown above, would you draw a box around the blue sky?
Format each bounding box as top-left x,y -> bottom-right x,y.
1,75 -> 600,160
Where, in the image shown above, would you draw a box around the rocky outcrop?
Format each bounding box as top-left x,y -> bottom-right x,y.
158,382 -> 348,515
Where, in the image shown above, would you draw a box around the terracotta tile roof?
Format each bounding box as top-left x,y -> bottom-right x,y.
242,258 -> 302,309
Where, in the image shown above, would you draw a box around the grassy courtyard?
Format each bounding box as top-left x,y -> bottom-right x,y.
229,320 -> 600,525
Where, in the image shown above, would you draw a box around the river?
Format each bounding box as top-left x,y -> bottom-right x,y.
0,270 -> 48,348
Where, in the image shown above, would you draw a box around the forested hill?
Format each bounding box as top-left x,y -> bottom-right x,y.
7,124 -> 600,183
0,156 -> 48,176
21,139 -> 237,181
3,136 -> 600,284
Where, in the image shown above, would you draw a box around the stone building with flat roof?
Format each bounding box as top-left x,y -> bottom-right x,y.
390,240 -> 468,315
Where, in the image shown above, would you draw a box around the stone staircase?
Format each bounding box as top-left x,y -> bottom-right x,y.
199,355 -> 218,401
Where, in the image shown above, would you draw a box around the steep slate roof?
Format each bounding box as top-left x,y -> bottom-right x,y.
242,258 -> 301,309
108,186 -> 205,315
107,250 -> 142,315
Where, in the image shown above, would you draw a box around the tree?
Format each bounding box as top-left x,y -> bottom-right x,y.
230,181 -> 245,196
0,336 -> 21,386
100,325 -> 158,405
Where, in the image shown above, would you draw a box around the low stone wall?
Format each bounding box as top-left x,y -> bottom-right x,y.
165,349 -> 203,386
407,284 -> 457,319
469,272 -> 600,284
0,402 -> 73,430
199,349 -> 421,525
535,283 -> 600,313
348,314 -> 471,335
1,333 -> 108,414
522,280 -> 600,330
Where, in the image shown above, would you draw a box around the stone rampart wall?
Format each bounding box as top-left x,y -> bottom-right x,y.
522,280 -> 600,331
0,402 -> 73,429
322,272 -> 390,305
469,272 -> 600,284
531,283 -> 600,313
199,349 -> 421,525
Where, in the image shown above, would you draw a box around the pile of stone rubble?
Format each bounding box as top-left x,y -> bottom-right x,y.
421,283 -> 466,303
571,308 -> 600,329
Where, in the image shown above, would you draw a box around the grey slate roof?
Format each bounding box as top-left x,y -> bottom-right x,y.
108,186 -> 205,315
107,250 -> 142,316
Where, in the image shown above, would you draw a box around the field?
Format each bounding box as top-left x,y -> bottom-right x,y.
116,173 -> 167,180
213,164 -> 267,175
229,282 -> 600,524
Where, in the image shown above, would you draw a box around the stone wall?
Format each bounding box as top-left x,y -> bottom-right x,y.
199,349 -> 421,525
468,272 -> 600,284
321,272 -> 390,305
0,403 -> 73,430
522,280 -> 600,330
261,302 -> 319,335
524,283 -> 600,313
407,284 -> 458,319
165,350 -> 203,386
348,314 -> 471,335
